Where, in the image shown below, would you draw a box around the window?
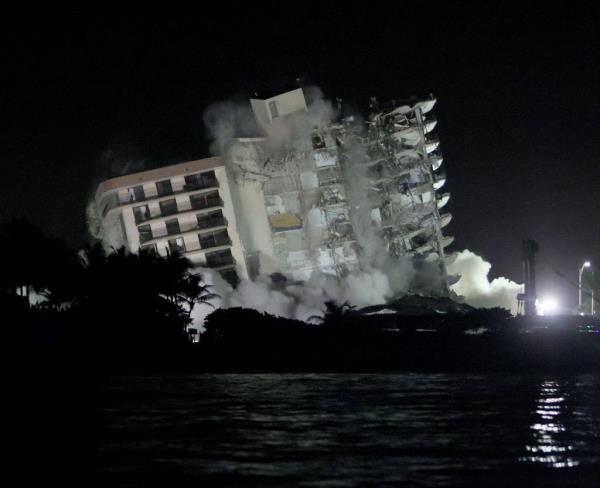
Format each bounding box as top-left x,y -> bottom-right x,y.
141,243 -> 158,255
190,191 -> 222,210
156,179 -> 173,197
220,269 -> 240,287
159,199 -> 178,216
184,171 -> 217,190
127,185 -> 145,202
205,249 -> 234,268
168,237 -> 185,254
268,100 -> 279,119
165,218 -> 180,235
197,210 -> 226,230
198,229 -> 230,250
133,205 -> 150,224
138,224 -> 152,243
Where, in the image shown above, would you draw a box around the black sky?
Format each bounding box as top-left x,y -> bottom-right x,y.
2,3 -> 599,307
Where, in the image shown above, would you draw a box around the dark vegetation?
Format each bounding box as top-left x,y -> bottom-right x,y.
3,219 -> 599,373
199,307 -> 600,372
1,219 -> 216,371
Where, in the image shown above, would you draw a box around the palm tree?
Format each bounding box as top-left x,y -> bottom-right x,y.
177,273 -> 220,320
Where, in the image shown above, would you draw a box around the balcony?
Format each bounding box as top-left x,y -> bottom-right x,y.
191,196 -> 224,211
199,231 -> 232,251
423,114 -> 438,133
197,216 -> 227,231
424,137 -> 440,154
437,192 -> 450,209
205,250 -> 235,268
160,203 -> 179,217
433,171 -> 447,190
137,216 -> 228,245
133,205 -> 152,224
100,175 -> 220,217
132,194 -> 224,227
200,237 -> 232,251
168,238 -> 186,254
183,178 -> 218,193
139,230 -> 153,244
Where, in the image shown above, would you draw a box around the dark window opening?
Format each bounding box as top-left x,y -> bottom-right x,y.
159,199 -> 178,216
156,179 -> 173,197
184,171 -> 218,191
165,218 -> 180,236
127,185 -> 145,202
133,205 -> 150,224
198,229 -> 231,250
168,237 -> 185,254
220,269 -> 240,287
190,191 -> 222,210
139,224 -> 152,243
141,243 -> 158,255
197,210 -> 226,230
205,249 -> 234,268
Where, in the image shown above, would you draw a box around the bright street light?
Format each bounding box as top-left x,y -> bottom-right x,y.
538,296 -> 559,316
578,261 -> 592,312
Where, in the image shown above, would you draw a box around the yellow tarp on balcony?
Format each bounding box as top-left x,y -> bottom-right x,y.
269,213 -> 302,232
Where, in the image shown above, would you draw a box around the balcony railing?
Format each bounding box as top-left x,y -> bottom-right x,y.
191,197 -> 224,211
139,231 -> 153,244
159,205 -> 178,217
137,217 -> 229,244
183,178 -> 218,192
197,216 -> 228,231
132,198 -> 224,226
134,207 -> 152,224
206,255 -> 235,268
199,236 -> 232,251
168,240 -> 186,254
101,178 -> 220,217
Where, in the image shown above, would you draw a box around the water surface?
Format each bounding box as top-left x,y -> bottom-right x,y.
20,374 -> 600,487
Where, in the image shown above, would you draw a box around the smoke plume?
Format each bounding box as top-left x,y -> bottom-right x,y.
447,249 -> 522,314
193,249 -> 523,326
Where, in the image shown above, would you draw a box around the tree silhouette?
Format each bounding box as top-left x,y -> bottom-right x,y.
177,273 -> 220,320
0,219 -> 76,307
309,300 -> 356,326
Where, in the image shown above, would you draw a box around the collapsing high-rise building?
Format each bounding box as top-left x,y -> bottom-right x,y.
225,88 -> 452,289
92,86 -> 452,295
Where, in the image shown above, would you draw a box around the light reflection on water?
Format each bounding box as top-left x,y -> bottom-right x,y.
23,374 -> 600,487
521,380 -> 578,468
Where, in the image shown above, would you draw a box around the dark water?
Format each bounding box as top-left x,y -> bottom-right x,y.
18,374 -> 600,487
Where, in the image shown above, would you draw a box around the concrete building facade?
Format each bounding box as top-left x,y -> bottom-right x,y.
94,157 -> 247,284
94,87 -> 452,293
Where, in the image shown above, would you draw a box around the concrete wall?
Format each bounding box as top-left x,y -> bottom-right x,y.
214,166 -> 248,279
227,173 -> 276,276
250,88 -> 307,126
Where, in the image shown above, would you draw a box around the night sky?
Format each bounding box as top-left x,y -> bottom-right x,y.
3,4 -> 599,307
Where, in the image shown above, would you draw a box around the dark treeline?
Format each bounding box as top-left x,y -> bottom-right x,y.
198,307 -> 600,373
4,219 -> 600,374
1,219 -> 216,371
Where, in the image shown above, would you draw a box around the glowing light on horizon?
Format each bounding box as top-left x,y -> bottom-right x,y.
537,297 -> 559,316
